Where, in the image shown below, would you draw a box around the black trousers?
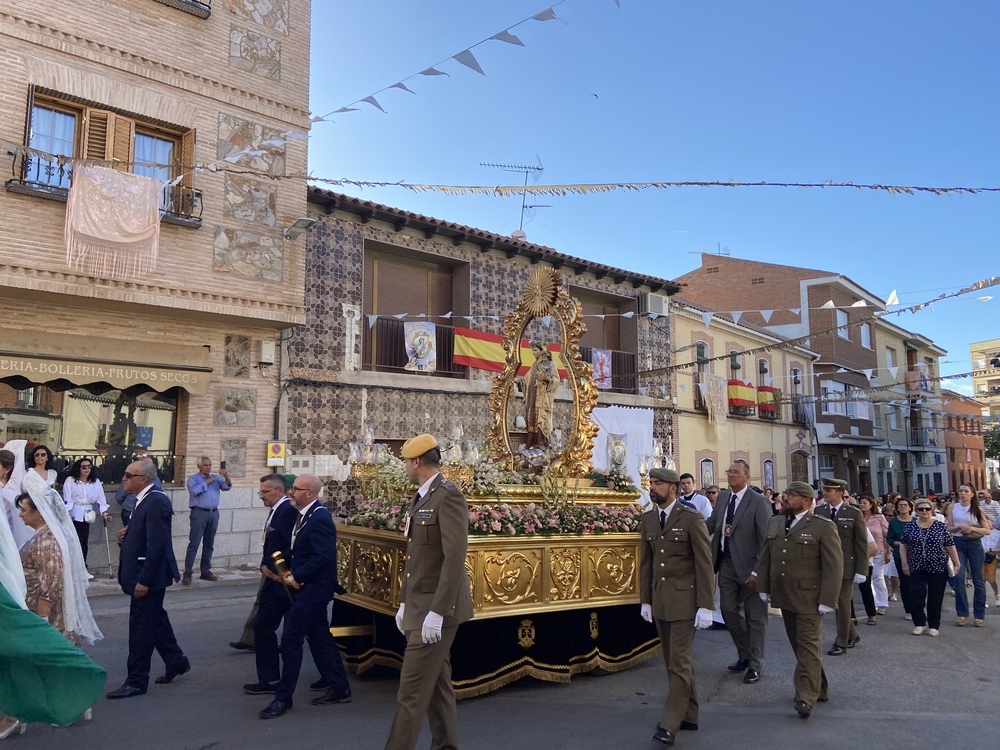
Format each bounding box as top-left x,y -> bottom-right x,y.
894,554 -> 913,615
126,588 -> 187,690
254,584 -> 291,684
275,597 -> 349,703
858,565 -> 876,618
73,520 -> 90,563
907,569 -> 949,629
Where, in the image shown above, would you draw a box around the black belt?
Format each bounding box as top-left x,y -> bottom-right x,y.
191,507 -> 218,512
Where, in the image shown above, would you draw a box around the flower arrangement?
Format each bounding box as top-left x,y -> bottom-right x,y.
472,460 -> 540,497
586,467 -> 639,493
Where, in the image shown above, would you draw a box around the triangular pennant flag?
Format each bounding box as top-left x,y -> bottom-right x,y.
453,49 -> 486,75
361,96 -> 386,113
851,300 -> 867,307
532,8 -> 559,21
886,289 -> 899,305
366,314 -> 378,329
837,367 -> 847,373
765,376 -> 773,386
760,309 -> 773,323
731,311 -> 742,325
701,312 -> 714,328
394,313 -> 407,319
420,67 -> 450,77
442,312 -> 453,318
491,30 -> 524,46
648,313 -> 660,320
888,366 -> 899,379
595,314 -> 605,320
638,387 -> 647,396
622,311 -> 635,318
334,106 -> 359,113
540,316 -> 552,328
862,369 -> 874,379
389,82 -> 416,94
803,338 -> 811,348
416,313 -> 426,318
790,308 -> 801,316
820,300 -> 836,309
463,316 -> 476,322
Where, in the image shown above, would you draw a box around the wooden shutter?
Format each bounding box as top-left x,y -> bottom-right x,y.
375,260 -> 428,316
110,115 -> 135,170
82,108 -> 112,161
179,128 -> 195,188
428,270 -> 452,317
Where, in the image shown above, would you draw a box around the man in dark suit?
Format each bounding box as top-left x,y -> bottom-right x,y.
241,474 -> 298,693
706,459 -> 771,684
639,468 -> 715,746
107,460 -> 189,699
814,477 -> 869,655
385,434 -> 473,750
757,482 -> 843,718
258,474 -> 351,719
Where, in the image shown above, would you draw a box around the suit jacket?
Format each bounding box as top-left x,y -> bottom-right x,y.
118,489 -> 180,596
706,486 -> 770,580
639,502 -> 715,621
260,498 -> 298,597
756,512 -> 843,613
399,473 -> 474,631
288,502 -> 339,605
815,503 -> 869,579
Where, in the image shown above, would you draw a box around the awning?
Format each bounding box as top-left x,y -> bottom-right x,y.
0,329 -> 212,395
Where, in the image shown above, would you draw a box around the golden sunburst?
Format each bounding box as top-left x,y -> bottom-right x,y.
523,267 -> 560,317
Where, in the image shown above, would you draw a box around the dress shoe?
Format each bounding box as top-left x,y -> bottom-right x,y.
106,685 -> 147,699
200,571 -> 219,582
243,682 -> 280,695
743,668 -> 760,684
794,700 -> 812,718
154,659 -> 190,684
678,721 -> 699,731
310,689 -> 352,706
652,727 -> 675,746
727,659 -> 749,672
258,699 -> 292,719
866,616 -> 877,626
827,644 -> 847,656
817,695 -> 829,703
309,678 -> 334,692
847,635 -> 860,648
181,572 -> 192,585
229,641 -> 255,652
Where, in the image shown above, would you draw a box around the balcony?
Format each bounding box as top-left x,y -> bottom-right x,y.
151,0 -> 211,19
579,347 -> 638,395
757,385 -> 780,420
6,149 -> 203,227
909,426 -> 940,448
727,380 -> 756,417
693,372 -> 707,411
791,394 -> 812,426
363,318 -> 468,379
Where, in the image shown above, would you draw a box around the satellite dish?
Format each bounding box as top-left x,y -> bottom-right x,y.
511,229 -> 527,241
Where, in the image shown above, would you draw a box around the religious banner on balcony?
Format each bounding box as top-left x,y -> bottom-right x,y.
701,373 -> 728,432
757,385 -> 778,418
452,327 -> 567,377
592,348 -> 613,389
403,322 -> 437,372
65,165 -> 161,280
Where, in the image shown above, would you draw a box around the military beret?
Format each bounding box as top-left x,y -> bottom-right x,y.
649,467 -> 680,483
821,478 -> 848,490
784,481 -> 816,498
283,473 -> 297,488
401,433 -> 439,459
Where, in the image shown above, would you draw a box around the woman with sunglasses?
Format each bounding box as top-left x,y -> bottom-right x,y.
899,501 -> 961,636
25,446 -> 56,489
945,483 -> 991,627
885,495 -> 913,619
62,459 -> 110,564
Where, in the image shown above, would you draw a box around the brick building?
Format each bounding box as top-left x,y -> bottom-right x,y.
0,0 -> 311,568
941,390 -> 987,492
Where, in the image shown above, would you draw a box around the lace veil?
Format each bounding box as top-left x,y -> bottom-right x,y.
1,439 -> 32,547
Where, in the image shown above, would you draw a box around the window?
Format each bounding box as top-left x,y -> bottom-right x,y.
886,346 -> 897,368
821,380 -> 846,415
16,387 -> 41,410
845,386 -> 870,420
729,350 -> 743,380
27,103 -> 76,188
757,358 -> 770,387
820,454 -> 835,470
887,407 -> 898,430
860,322 -> 872,349
836,310 -> 849,339
693,342 -> 709,410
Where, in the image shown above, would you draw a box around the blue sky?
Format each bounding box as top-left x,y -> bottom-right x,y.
307,1 -> 999,391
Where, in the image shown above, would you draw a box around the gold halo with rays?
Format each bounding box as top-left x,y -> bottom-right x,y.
522,267 -> 560,317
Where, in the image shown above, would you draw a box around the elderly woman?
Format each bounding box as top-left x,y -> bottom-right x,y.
62,458 -> 110,564
900,500 -> 961,636
946,483 -> 992,627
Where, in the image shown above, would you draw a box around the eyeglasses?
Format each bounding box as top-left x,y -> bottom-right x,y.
123,472 -> 143,480
916,507 -> 933,512
258,487 -> 282,495
34,452 -> 47,458
289,486 -> 309,494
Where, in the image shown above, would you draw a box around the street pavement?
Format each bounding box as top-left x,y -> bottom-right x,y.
12,579 -> 999,750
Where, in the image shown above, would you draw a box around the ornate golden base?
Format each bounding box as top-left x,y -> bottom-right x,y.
470,484 -> 640,505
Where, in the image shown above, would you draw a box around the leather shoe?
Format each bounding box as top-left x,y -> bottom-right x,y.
678,721 -> 699,731
243,682 -> 280,695
181,572 -> 192,585
309,678 -> 334,692
847,635 -> 860,648
229,641 -> 255,652
200,571 -> 219,582
652,727 -> 675,746
259,699 -> 292,719
827,644 -> 847,656
817,695 -> 829,703
154,659 -> 190,684
727,659 -> 749,672
310,690 -> 352,706
743,668 -> 760,684
106,685 -> 146,699
794,700 -> 812,718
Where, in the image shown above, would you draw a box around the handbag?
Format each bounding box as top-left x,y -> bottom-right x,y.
985,552 -> 998,565
84,508 -> 97,524
947,557 -> 956,577
962,531 -> 984,542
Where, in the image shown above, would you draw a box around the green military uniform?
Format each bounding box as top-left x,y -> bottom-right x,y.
757,507 -> 843,710
814,479 -> 869,650
639,497 -> 715,736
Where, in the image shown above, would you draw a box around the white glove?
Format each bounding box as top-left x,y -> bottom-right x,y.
853,573 -> 867,584
395,603 -> 405,634
694,608 -> 713,630
421,611 -> 444,644
818,604 -> 834,615
759,593 -> 770,603
640,603 -> 653,623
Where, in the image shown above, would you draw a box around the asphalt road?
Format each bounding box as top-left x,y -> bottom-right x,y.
12,581 -> 999,750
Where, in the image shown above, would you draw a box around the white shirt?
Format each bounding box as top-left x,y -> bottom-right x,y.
788,509 -> 809,531
132,482 -> 156,513
682,492 -> 713,520
263,497 -> 290,541
415,472 -> 441,502
292,499 -> 320,541
719,486 -> 747,551
62,478 -> 109,522
656,500 -> 678,526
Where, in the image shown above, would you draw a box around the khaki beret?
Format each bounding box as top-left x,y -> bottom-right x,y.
821,478 -> 847,490
784,481 -> 816,498
401,433 -> 439,459
649,467 -> 680,483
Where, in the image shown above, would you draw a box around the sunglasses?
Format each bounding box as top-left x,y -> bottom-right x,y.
80,465 -> 93,469
123,472 -> 144,479
916,507 -> 933,512
34,453 -> 48,457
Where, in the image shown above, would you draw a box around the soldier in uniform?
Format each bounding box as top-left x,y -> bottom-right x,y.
386,434 -> 473,750
814,478 -> 868,655
639,468 -> 715,746
757,482 -> 843,718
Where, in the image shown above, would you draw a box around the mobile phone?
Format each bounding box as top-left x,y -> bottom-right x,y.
220,460 -> 227,470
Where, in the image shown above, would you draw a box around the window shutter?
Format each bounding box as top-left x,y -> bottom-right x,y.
179,128 -> 196,188
428,270 -> 452,317
82,108 -> 113,161
375,261 -> 427,316
110,114 -> 135,170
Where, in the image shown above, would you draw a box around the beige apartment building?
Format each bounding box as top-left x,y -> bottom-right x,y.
971,338 -> 1000,419
0,0 -> 311,568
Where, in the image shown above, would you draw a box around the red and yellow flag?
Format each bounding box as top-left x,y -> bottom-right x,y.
726,380 -> 756,407
453,327 -> 568,377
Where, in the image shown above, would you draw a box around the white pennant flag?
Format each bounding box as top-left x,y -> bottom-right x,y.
453,49 -> 486,75
622,311 -> 635,318
595,314 -> 606,320
420,67 -> 450,77
698,382 -> 707,396
361,96 -> 386,113
463,316 -> 476,322
366,314 -> 378,329
760,309 -> 773,323
765,376 -> 773,386
701,312 -> 714,328
820,300 -> 836,309
851,300 -> 867,307
415,313 -> 426,318
532,8 -> 559,21
862,369 -> 874,379
442,311 -> 453,318
677,384 -> 685,393
886,289 -> 899,305
837,367 -> 847,373
790,308 -> 801,316
731,311 -> 742,325
390,82 -> 416,94
394,313 -> 407,319
491,30 -> 524,46
888,366 -> 899,379
540,316 -> 552,327
638,387 -> 647,396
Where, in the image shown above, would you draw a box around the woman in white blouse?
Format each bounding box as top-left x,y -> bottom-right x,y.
61,458 -> 110,564
25,445 -> 57,489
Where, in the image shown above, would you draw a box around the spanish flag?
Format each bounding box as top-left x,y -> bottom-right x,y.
453,327 -> 568,377
726,380 -> 756,407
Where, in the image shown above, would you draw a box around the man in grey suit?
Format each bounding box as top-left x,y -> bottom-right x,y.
706,459 -> 771,684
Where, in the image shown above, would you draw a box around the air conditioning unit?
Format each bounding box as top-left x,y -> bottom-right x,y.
288,455 -> 314,473
642,292 -> 670,316
878,456 -> 895,470
934,453 -> 944,465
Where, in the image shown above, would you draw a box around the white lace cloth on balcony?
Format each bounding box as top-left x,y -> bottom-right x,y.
65,165 -> 161,280
701,373 -> 729,432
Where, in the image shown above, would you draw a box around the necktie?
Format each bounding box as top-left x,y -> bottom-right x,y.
785,514 -> 794,531
293,513 -> 303,535
659,510 -> 667,530
830,505 -> 838,521
723,493 -> 737,554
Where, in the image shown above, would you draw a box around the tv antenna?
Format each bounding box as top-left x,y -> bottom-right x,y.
716,243 -> 730,256
481,157 -> 544,233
